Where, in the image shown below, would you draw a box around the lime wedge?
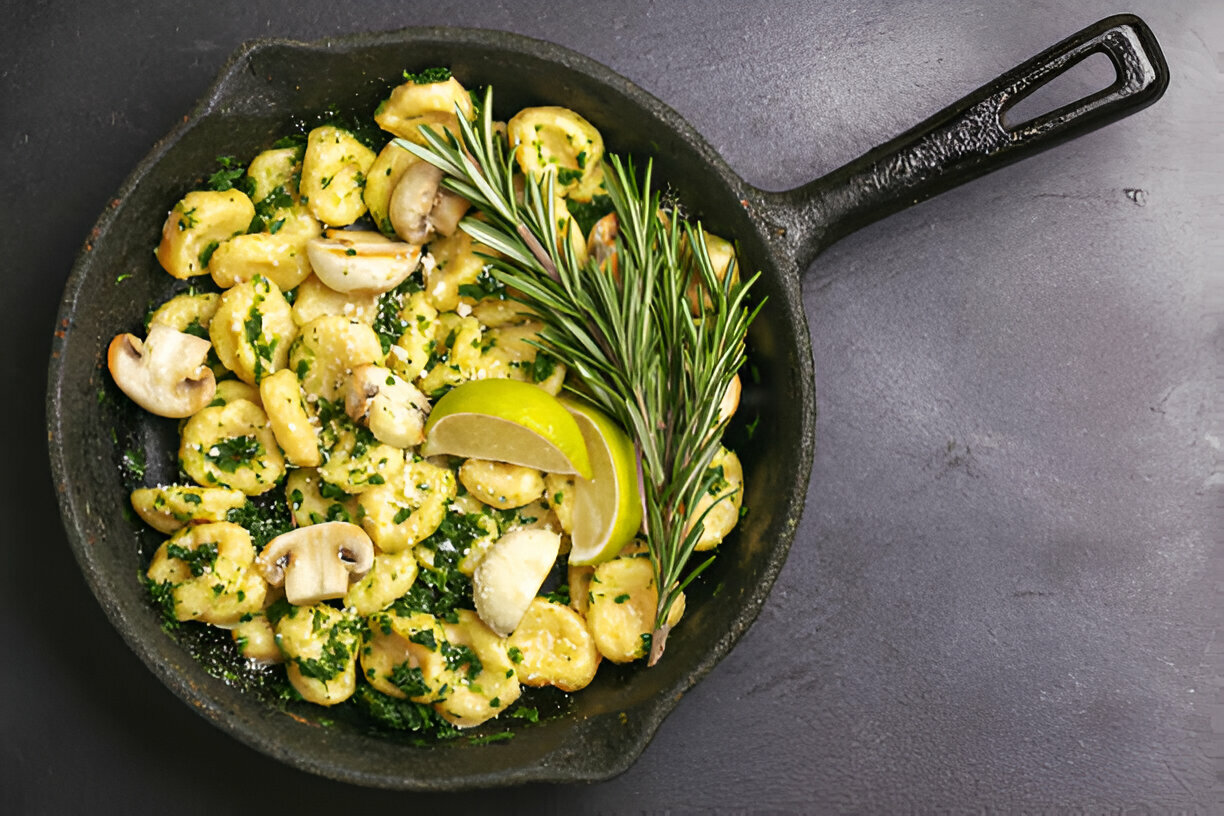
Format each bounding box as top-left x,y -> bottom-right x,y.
561,397 -> 644,565
421,379 -> 592,478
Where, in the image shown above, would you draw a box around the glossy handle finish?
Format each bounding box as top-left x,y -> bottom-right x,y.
779,14 -> 1169,268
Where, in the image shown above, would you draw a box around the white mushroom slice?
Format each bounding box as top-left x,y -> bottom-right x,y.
255,521 -> 375,606
472,528 -> 561,636
430,189 -> 470,237
107,323 -> 217,418
387,162 -> 472,245
305,232 -> 421,295
345,364 -> 432,449
389,161 -> 443,244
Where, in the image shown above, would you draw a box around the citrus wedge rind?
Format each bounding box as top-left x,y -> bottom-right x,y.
420,379 -> 592,478
561,397 -> 643,565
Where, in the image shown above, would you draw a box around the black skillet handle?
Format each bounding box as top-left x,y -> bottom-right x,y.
785,14 -> 1169,267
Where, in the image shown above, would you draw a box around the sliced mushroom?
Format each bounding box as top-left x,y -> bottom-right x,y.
255,521 -> 375,606
344,363 -> 432,449
305,231 -> 421,295
107,323 -> 217,418
472,528 -> 561,636
388,161 -> 471,245
586,211 -> 619,279
429,188 -> 470,237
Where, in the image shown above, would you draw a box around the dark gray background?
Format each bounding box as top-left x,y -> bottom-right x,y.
4,0 -> 1221,812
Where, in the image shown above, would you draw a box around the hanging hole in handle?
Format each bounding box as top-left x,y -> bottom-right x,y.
1001,50 -> 1119,131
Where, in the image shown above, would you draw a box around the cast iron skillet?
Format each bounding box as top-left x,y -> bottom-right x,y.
47,17 -> 1167,789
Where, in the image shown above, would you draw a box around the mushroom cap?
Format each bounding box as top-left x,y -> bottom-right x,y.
305,232 -> 421,295
255,521 -> 375,606
345,364 -> 432,449
106,323 -> 216,418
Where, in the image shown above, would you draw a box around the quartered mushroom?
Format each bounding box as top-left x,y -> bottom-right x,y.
472,528 -> 561,636
305,229 -> 421,294
388,160 -> 471,244
254,521 -> 375,606
107,323 -> 217,418
344,363 -> 432,449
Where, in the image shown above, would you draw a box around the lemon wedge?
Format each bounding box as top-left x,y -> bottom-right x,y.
420,379 -> 592,478
561,398 -> 644,565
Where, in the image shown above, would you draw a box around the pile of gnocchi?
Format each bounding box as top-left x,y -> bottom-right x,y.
109,70 -> 745,731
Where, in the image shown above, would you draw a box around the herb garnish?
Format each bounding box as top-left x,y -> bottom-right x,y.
401,87 -> 761,664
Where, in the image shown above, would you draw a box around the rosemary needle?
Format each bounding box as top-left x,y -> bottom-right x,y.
398,87 -> 762,665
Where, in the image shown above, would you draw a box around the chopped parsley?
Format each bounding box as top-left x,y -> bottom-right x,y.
207,155 -> 251,193
351,686 -> 459,741
390,663 -> 430,698
205,435 -> 263,473
293,615 -> 364,682
442,642 -> 482,682
166,541 -> 219,577
226,496 -> 293,549
456,266 -> 507,301
403,66 -> 452,84
543,584 -> 571,606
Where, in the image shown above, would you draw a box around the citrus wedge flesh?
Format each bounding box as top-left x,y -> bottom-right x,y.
420,379 -> 592,478
561,397 -> 644,565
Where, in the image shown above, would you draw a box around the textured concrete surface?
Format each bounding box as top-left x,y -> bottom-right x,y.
4,0 -> 1221,811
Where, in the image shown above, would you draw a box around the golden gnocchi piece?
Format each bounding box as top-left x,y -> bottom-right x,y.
300,126 -> 376,227
374,75 -> 474,146
179,398 -> 285,495
258,368 -> 321,467
211,378 -> 263,408
364,140 -> 420,235
685,229 -> 740,314
423,230 -> 492,312
129,484 -> 246,534
386,291 -> 437,381
416,313 -> 483,397
289,315 -> 384,402
436,610 -> 521,728
275,604 -> 363,706
507,598 -> 600,692
147,292 -> 220,335
290,274 -> 379,327
358,458 -> 455,553
475,321 -> 567,395
285,468 -> 359,527
361,610 -> 450,702
317,429 -> 404,495
230,610 -> 283,664
469,296 -> 535,328
156,190 -> 255,279
145,521 -> 267,626
344,548 -> 418,617
208,232 -> 312,291
454,508 -> 501,577
587,555 -> 685,664
543,473 -> 577,535
245,145 -> 301,202
686,446 -> 744,551
507,106 -> 605,201
458,459 -> 545,510
209,275 -> 296,385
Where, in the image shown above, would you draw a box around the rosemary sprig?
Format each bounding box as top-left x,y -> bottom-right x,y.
397,87 -> 762,665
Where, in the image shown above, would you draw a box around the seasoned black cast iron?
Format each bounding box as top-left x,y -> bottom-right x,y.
47,16 -> 1167,789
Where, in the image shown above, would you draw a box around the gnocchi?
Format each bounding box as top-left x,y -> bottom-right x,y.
113,73 -> 751,740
